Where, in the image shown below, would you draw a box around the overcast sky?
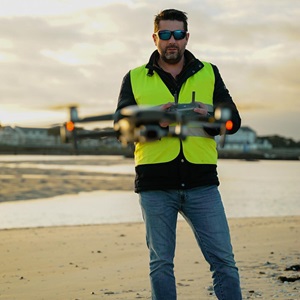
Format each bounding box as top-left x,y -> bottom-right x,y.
0,0 -> 299,140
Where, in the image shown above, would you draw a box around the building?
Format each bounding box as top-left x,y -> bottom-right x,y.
0,126 -> 60,146
0,126 -> 20,145
216,126 -> 272,151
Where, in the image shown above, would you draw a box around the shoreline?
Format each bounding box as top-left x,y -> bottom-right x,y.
0,146 -> 299,160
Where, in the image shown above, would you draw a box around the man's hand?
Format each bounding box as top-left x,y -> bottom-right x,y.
159,102 -> 174,127
193,102 -> 208,116
159,102 -> 209,127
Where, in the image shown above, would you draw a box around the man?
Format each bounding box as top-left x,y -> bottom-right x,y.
115,8 -> 242,300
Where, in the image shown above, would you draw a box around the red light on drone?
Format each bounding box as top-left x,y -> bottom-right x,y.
225,120 -> 233,131
66,121 -> 75,132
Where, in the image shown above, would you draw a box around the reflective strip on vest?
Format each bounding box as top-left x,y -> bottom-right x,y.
130,61 -> 218,166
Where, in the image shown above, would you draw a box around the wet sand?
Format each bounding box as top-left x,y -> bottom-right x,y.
0,156 -> 135,202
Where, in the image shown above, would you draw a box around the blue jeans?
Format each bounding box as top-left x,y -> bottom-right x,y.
139,186 -> 242,300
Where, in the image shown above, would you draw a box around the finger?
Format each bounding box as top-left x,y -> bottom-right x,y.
159,121 -> 170,127
194,107 -> 208,115
161,102 -> 174,110
195,102 -> 206,109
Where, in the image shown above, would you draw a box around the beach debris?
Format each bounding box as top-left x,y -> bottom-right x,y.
276,263 -> 300,283
177,282 -> 190,287
278,275 -> 300,283
246,290 -> 262,298
91,250 -> 102,253
285,264 -> 300,272
104,291 -> 115,295
207,285 -> 215,295
263,261 -> 279,269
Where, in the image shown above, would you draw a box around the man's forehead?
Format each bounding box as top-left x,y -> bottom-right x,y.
158,20 -> 184,30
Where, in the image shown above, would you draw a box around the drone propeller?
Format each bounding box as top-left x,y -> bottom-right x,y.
68,106 -> 114,123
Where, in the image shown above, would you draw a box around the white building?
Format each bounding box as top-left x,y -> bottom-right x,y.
0,126 -> 20,145
0,126 -> 59,146
216,126 -> 272,151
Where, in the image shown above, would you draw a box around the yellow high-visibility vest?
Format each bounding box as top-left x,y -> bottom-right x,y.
130,61 -> 217,166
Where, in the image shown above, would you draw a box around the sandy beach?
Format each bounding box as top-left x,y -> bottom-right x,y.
0,156 -> 299,299
0,217 -> 299,299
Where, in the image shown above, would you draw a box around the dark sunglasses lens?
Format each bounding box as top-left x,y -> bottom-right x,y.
173,30 -> 186,40
158,30 -> 186,40
158,31 -> 172,40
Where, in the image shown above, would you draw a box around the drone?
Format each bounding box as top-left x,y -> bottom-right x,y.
60,92 -> 233,149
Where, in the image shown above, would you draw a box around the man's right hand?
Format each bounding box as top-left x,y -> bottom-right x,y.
159,102 -> 175,127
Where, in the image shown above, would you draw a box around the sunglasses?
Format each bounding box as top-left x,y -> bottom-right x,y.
156,30 -> 187,41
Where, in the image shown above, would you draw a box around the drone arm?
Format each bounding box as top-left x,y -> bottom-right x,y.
203,126 -> 221,136
77,114 -> 114,123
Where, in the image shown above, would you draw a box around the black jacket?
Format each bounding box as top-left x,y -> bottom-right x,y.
115,50 -> 241,193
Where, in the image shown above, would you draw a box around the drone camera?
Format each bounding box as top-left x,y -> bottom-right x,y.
138,125 -> 161,142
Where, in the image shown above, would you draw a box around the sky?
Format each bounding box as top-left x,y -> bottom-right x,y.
0,0 -> 299,140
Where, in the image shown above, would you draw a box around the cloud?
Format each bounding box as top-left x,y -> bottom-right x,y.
0,3 -> 158,116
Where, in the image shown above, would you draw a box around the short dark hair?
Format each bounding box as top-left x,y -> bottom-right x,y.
154,9 -> 188,32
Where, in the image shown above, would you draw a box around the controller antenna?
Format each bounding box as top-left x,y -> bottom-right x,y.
174,92 -> 178,104
192,91 -> 196,103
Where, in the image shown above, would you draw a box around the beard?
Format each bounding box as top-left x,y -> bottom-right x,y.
161,45 -> 184,64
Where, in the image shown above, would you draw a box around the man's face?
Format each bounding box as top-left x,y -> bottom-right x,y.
153,20 -> 189,64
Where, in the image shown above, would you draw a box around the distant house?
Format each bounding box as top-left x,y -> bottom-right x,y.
226,126 -> 256,144
216,126 -> 272,151
0,126 -> 20,145
0,126 -> 60,146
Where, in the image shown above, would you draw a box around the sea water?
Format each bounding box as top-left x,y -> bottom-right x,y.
0,156 -> 299,229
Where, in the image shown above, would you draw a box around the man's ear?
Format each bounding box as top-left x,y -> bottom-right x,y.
186,32 -> 190,43
152,33 -> 158,46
